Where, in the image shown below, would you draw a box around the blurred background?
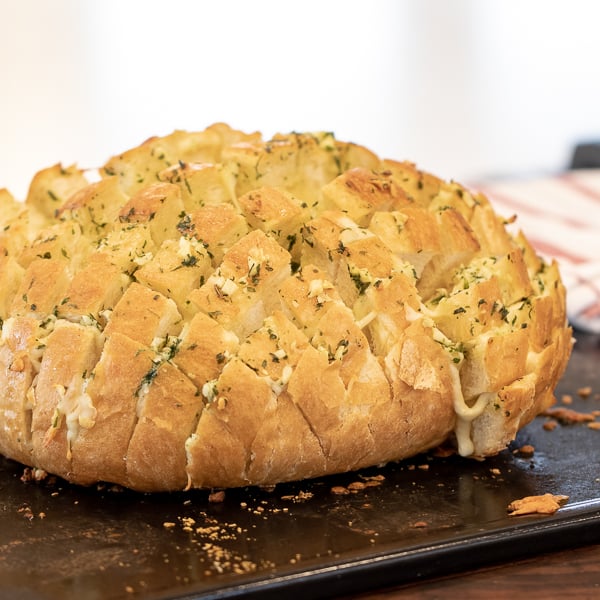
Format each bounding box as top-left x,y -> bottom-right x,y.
1,0 -> 599,200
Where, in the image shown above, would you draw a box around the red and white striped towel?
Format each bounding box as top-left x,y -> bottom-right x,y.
473,169 -> 600,334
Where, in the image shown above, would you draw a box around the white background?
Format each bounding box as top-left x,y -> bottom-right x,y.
1,0 -> 599,200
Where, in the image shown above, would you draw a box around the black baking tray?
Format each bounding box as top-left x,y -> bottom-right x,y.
1,331 -> 600,600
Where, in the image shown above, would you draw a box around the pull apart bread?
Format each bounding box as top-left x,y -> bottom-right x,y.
0,124 -> 572,492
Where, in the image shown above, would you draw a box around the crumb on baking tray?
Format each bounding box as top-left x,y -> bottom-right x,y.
330,474 -> 385,495
20,467 -> 48,483
541,406 -> 596,425
514,444 -> 535,457
507,493 -> 569,516
280,490 -> 314,503
577,386 -> 593,398
541,385 -> 600,430
410,520 -> 429,528
162,510 -> 275,574
208,490 -> 226,503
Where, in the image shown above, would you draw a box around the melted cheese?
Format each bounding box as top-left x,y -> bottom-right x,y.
212,274 -> 239,297
201,379 -> 219,402
267,364 -> 293,396
448,364 -> 491,456
54,376 -> 97,459
355,310 -> 376,330
177,235 -> 206,260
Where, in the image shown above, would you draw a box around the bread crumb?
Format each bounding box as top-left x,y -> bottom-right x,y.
411,520 -> 428,528
542,406 -> 595,424
561,394 -> 573,405
516,444 -> 535,456
20,467 -> 48,483
577,386 -> 593,398
17,505 -> 35,521
364,479 -> 382,488
431,445 -> 456,458
331,475 -> 383,495
208,490 -> 226,503
507,493 -> 569,516
348,481 -> 366,491
543,420 -> 557,431
587,422 -> 600,431
280,491 -> 313,503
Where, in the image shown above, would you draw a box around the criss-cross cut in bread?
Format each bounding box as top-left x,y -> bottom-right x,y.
0,124 -> 572,491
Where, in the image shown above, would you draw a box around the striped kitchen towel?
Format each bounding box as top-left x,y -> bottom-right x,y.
473,169 -> 600,334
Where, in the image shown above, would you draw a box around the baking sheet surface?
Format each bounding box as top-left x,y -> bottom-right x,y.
1,332 -> 599,600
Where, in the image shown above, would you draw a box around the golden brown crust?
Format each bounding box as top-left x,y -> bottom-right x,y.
0,316 -> 40,465
57,253 -> 129,323
11,258 -> 71,318
0,125 -> 572,491
69,332 -> 155,486
126,359 -> 201,491
103,281 -> 182,347
30,321 -> 103,482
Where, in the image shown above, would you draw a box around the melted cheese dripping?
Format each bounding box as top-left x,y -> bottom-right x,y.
403,305 -> 490,455
448,364 -> 490,456
52,376 -> 97,459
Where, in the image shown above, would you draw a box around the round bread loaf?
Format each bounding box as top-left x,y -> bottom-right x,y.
0,124 -> 572,492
